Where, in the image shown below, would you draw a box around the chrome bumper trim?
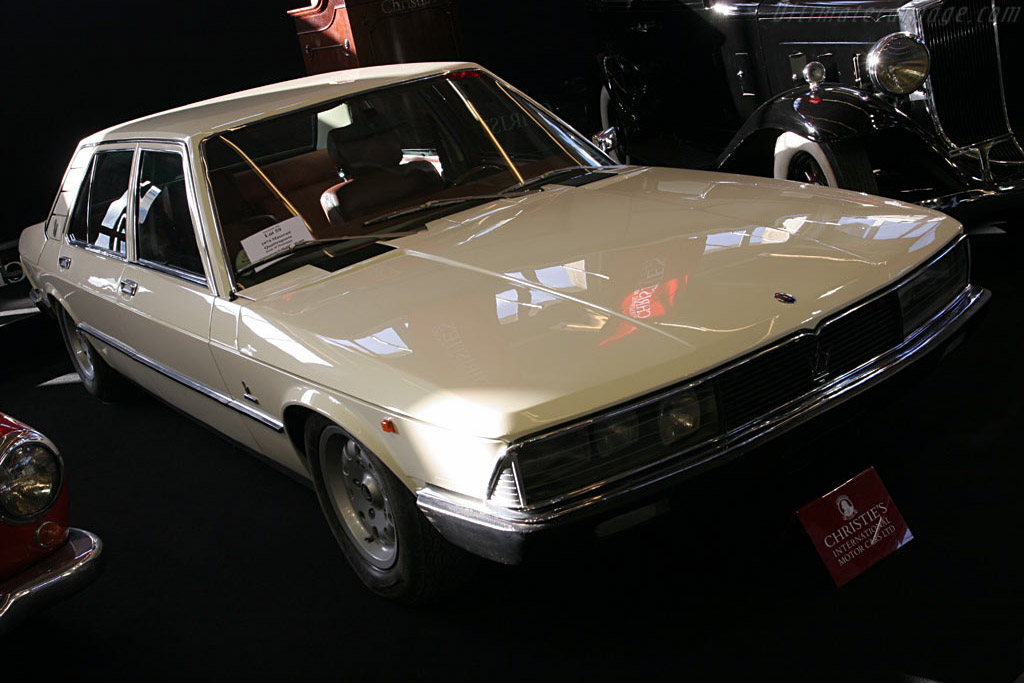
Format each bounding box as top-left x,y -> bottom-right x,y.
0,528 -> 103,634
418,284 -> 989,553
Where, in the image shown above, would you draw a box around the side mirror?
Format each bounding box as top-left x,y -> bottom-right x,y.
592,126 -> 619,160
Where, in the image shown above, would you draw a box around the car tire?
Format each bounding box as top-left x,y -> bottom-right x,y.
304,415 -> 476,603
773,132 -> 878,194
56,305 -> 124,401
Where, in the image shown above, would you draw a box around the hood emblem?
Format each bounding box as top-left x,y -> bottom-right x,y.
774,292 -> 797,304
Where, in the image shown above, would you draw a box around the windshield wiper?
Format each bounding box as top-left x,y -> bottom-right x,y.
362,190 -> 537,228
500,165 -> 620,193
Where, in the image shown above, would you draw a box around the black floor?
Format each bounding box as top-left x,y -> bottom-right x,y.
0,230 -> 1022,682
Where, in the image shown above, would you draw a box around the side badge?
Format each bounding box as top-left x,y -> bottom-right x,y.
774,292 -> 797,304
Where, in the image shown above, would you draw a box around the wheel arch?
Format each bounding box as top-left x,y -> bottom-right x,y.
280,389 -> 419,492
717,85 -> 970,198
719,85 -> 938,170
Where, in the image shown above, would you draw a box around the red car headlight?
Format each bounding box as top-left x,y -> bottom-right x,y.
0,437 -> 63,522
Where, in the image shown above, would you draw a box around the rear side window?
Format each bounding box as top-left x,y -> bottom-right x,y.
136,150 -> 204,277
66,149 -> 133,256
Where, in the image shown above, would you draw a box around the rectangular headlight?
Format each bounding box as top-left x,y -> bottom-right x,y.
897,238 -> 969,338
500,381 -> 720,508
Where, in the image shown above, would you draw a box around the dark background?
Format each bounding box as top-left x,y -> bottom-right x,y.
0,0 -> 602,247
2,3 -> 1023,681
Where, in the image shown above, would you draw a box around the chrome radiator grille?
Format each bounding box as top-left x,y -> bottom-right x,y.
907,0 -> 1013,150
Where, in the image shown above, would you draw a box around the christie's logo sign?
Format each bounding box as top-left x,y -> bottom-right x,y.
381,0 -> 443,14
797,467 -> 913,587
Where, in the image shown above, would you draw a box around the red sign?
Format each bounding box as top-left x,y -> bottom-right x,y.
797,467 -> 912,587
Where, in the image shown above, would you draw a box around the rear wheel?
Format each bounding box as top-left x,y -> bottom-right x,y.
304,415 -> 475,603
56,305 -> 123,401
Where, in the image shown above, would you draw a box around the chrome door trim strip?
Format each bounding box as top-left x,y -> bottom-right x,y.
78,323 -> 285,432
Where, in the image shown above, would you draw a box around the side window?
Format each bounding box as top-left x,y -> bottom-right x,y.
66,149 -> 133,256
136,150 -> 204,278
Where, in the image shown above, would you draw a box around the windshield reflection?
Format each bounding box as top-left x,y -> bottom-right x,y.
203,70 -> 609,288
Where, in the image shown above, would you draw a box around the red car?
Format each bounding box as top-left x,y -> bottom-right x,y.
0,412 -> 101,633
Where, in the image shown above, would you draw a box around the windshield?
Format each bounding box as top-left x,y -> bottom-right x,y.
203,70 -> 611,288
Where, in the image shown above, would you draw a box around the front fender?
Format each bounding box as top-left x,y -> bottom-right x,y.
716,85 -> 947,175
280,386 -> 507,502
715,85 -> 973,200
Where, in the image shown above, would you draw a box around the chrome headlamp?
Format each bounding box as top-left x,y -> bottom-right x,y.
496,382 -> 720,508
867,33 -> 931,95
0,430 -> 63,523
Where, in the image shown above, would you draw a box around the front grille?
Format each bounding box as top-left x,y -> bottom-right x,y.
717,293 -> 902,431
505,239 -> 967,509
998,2 -> 1024,146
717,337 -> 817,430
917,0 -> 1011,149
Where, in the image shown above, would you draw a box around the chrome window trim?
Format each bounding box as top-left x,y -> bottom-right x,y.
500,234 -> 969,512
78,322 -> 284,432
0,429 -> 64,525
63,144 -> 138,259
134,258 -> 208,288
133,143 -> 216,294
70,244 -> 131,264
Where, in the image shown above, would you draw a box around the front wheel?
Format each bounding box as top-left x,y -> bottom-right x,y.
773,132 -> 878,194
304,415 -> 475,603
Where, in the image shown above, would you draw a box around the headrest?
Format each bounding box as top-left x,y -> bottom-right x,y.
326,112 -> 402,174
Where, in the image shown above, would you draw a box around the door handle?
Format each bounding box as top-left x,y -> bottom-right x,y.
58,256 -> 72,270
120,279 -> 138,297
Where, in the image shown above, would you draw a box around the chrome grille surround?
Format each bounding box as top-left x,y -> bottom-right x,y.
899,0 -> 1023,162
492,236 -> 973,512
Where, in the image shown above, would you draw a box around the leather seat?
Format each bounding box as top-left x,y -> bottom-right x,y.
320,116 -> 443,228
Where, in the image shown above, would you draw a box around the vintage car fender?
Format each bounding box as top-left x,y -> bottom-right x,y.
716,85 -> 966,190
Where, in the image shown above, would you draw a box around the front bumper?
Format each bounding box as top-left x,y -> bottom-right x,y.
418,284 -> 990,564
0,528 -> 103,634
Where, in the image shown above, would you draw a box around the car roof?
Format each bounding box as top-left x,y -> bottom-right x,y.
82,61 -> 480,146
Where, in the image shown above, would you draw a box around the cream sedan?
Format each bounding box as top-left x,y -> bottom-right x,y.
19,62 -> 988,601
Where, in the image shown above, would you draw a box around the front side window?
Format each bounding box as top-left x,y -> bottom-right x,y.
67,149 -> 133,256
136,150 -> 204,278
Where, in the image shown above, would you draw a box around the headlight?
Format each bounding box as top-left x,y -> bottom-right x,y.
867,33 -> 930,95
590,413 -> 640,459
897,238 -> 969,337
501,382 -> 720,507
0,438 -> 63,522
659,390 -> 704,445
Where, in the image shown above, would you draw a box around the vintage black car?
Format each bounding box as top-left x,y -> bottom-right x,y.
589,0 -> 1024,228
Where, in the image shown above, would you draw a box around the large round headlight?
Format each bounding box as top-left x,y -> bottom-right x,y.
0,439 -> 62,522
867,33 -> 930,95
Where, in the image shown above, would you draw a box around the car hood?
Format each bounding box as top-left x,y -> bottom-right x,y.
237,167 -> 961,441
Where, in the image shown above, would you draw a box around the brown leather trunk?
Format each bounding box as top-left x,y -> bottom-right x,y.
289,0 -> 463,74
